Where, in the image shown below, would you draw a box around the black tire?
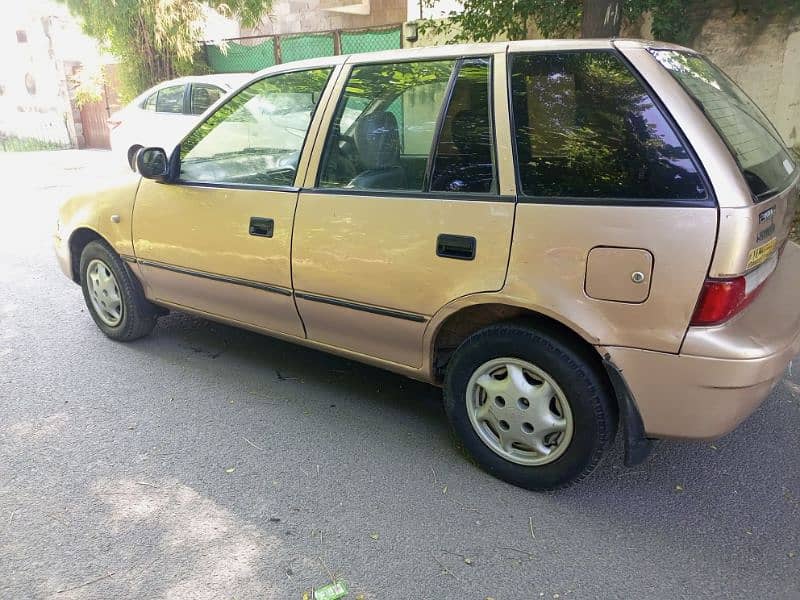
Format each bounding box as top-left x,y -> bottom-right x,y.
443,322 -> 617,491
79,240 -> 158,341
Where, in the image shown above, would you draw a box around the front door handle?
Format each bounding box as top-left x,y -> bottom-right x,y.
249,217 -> 274,238
436,234 -> 476,260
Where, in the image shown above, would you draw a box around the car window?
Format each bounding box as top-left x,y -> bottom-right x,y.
510,51 -> 707,200
143,92 -> 157,111
651,50 -> 796,199
430,57 -> 496,194
318,60 -> 455,191
179,68 -> 332,187
190,84 -> 224,115
155,85 -> 186,114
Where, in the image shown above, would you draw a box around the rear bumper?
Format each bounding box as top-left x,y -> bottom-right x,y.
602,241 -> 800,440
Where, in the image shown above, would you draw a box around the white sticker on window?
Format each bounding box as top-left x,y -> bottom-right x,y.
784,158 -> 795,175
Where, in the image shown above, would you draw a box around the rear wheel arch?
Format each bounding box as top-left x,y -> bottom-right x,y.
430,301 -> 653,469
430,302 -> 604,384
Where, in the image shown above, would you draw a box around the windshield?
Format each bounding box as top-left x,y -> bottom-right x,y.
651,50 -> 796,200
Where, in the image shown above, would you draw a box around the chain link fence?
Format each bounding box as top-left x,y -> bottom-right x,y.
203,25 -> 402,74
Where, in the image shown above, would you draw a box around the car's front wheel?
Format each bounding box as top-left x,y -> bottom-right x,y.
443,323 -> 617,491
79,240 -> 158,341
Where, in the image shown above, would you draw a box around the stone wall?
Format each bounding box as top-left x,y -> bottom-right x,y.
244,0 -> 406,36
686,4 -> 800,149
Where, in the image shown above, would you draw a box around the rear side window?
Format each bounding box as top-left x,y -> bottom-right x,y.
318,60 -> 455,191
510,51 -> 706,201
430,57 -> 496,194
155,85 -> 185,114
651,50 -> 796,200
190,84 -> 224,115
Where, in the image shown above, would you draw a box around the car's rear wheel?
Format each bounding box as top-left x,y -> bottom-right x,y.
79,240 -> 158,341
443,322 -> 617,491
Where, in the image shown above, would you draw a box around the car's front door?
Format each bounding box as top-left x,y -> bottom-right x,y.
292,54 -> 516,367
132,67 -> 335,337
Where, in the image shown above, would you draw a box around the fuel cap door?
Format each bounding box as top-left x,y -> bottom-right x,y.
585,246 -> 653,303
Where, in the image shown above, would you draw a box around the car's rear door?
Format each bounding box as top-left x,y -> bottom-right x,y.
131,65 -> 338,337
291,51 -> 516,367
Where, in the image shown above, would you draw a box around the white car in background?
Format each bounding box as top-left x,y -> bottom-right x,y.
108,74 -> 250,169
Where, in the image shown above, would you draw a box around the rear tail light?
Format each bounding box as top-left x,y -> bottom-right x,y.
691,277 -> 747,326
690,254 -> 777,326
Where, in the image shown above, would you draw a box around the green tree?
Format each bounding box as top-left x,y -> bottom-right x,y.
420,0 -> 800,44
59,0 -> 271,100
419,0 -> 693,42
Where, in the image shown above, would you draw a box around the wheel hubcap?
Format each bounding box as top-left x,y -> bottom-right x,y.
86,259 -> 123,327
465,357 -> 574,466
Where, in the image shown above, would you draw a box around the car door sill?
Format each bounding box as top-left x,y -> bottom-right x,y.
133,257 -> 292,296
149,297 -> 434,383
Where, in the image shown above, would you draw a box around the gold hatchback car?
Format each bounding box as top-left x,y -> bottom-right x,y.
56,40 -> 800,490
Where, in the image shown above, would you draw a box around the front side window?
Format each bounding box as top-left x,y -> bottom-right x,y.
651,50 -> 796,200
510,51 -> 706,200
318,60 -> 454,191
155,85 -> 185,114
190,84 -> 224,115
179,68 -> 332,187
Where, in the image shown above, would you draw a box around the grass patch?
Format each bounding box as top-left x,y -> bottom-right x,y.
0,135 -> 70,152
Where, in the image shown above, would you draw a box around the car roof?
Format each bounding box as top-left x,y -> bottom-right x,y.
248,38 -> 693,78
146,73 -> 251,93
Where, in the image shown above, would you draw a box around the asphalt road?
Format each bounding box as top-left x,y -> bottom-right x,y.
0,150 -> 798,600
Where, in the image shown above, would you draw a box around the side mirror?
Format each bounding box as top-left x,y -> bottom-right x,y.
136,147 -> 169,181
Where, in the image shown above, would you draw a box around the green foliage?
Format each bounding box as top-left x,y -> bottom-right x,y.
70,63 -> 105,107
419,0 -> 580,42
58,0 -> 271,101
345,60 -> 454,98
420,0 -> 800,45
0,136 -> 69,152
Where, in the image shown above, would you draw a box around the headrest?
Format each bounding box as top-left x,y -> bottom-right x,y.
354,111 -> 400,170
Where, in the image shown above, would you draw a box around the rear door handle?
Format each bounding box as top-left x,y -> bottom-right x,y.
436,234 -> 476,260
249,217 -> 274,238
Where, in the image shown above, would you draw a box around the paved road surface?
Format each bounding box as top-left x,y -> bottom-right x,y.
1,151 -> 798,599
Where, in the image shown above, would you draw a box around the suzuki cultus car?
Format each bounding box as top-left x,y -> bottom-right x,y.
56,40 -> 800,490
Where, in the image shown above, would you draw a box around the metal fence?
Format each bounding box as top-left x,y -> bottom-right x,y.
203,25 -> 403,73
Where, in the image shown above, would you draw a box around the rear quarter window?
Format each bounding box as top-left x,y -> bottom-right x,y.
650,50 -> 796,201
509,51 -> 707,202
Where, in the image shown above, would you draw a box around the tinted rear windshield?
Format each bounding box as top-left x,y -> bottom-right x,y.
651,50 -> 796,200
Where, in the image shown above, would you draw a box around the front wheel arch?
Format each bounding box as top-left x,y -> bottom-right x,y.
68,227 -> 105,283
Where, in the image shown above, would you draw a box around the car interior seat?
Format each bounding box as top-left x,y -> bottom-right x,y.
346,111 -> 406,190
